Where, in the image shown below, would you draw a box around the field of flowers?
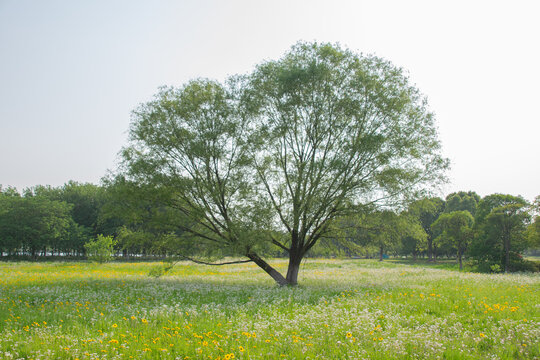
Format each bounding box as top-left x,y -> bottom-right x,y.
0,259 -> 538,359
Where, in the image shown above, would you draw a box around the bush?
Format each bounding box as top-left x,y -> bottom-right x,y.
509,259 -> 540,273
84,235 -> 116,263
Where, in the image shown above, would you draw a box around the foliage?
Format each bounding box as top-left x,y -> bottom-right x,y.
407,197 -> 445,260
26,181 -> 110,237
100,177 -> 191,256
526,195 -> 540,249
444,191 -> 480,216
431,211 -> 474,270
471,194 -> 530,273
0,195 -> 74,257
119,42 -> 448,285
84,234 -> 116,263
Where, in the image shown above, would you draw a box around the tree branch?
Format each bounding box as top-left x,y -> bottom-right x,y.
178,256 -> 253,266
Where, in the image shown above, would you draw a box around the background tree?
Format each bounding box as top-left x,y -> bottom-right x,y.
355,211 -> 426,261
407,197 -> 445,261
119,42 -> 448,285
0,196 -> 73,257
27,182 -> 108,238
101,177 -> 189,257
444,191 -> 480,215
471,194 -> 530,272
0,189 -> 21,256
527,196 -> 540,250
431,211 -> 474,270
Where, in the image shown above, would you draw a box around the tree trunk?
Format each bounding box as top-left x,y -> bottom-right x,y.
379,246 -> 383,261
247,253 -> 288,286
428,238 -> 433,262
285,251 -> 303,286
504,236 -> 510,273
458,249 -> 463,271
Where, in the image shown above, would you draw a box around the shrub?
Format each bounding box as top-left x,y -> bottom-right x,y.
84,235 -> 116,263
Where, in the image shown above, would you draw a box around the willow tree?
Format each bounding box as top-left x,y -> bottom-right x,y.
120,42 -> 448,286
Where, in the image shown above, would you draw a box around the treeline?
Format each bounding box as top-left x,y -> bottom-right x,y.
0,182 -> 118,258
316,191 -> 540,272
0,183 -> 538,272
0,180 -> 203,259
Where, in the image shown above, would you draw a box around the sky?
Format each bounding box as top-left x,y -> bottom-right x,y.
0,0 -> 539,201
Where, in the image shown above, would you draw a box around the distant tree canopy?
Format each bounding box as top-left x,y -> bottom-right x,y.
432,210 -> 474,270
407,197 -> 445,261
444,191 -> 480,216
0,181 -> 538,274
0,192 -> 75,257
471,194 -> 531,273
118,41 -> 449,285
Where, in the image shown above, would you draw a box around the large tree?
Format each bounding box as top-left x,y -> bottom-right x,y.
120,42 -> 448,285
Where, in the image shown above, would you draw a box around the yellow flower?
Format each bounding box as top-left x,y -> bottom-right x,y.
479,333 -> 485,338
112,323 -> 118,328
141,318 -> 148,324
346,332 -> 352,338
239,346 -> 244,352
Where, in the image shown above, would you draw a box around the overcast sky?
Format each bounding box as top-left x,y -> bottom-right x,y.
1,0 -> 538,201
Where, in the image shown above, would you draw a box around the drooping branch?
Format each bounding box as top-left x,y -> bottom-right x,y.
178,256 -> 253,266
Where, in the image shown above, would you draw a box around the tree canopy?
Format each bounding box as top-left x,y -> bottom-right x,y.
110,42 -> 450,284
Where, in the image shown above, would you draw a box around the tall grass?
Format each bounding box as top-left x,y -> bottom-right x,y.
0,260 -> 538,359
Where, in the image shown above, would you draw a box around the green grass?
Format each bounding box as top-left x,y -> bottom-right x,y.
0,260 -> 538,359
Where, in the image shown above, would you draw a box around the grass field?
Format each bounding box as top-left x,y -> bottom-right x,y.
0,260 -> 538,359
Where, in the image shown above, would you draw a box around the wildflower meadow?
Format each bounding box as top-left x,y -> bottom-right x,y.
0,260 -> 538,359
